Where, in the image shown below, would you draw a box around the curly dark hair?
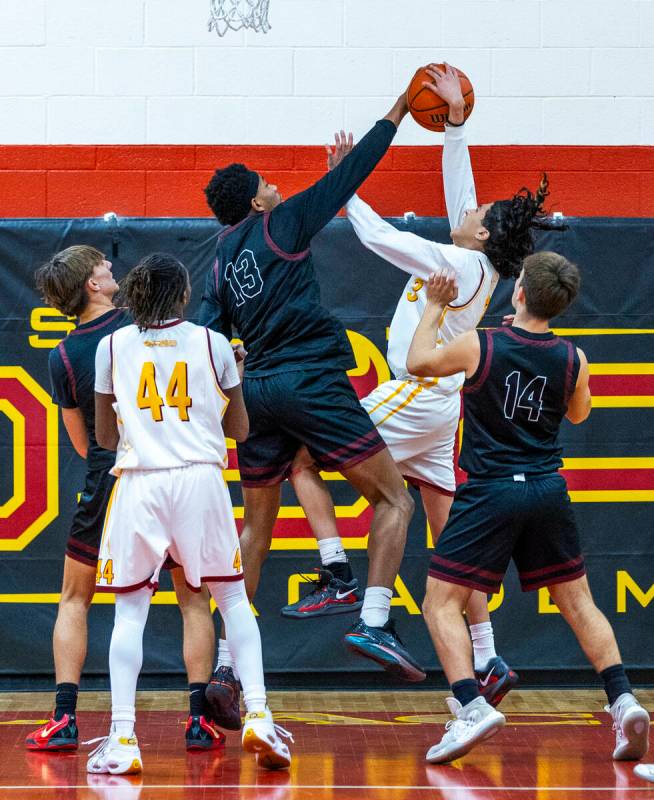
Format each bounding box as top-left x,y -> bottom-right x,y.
120,253 -> 189,331
204,163 -> 259,226
482,174 -> 564,280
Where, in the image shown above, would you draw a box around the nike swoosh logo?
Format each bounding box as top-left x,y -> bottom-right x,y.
39,722 -> 61,738
479,667 -> 495,687
335,588 -> 356,600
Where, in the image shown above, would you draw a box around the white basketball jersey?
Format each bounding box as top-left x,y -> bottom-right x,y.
388,257 -> 498,392
103,321 -> 233,471
346,122 -> 499,395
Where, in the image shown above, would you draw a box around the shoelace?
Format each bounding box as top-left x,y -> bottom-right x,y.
83,736 -> 109,759
274,723 -> 294,744
443,712 -> 479,740
298,570 -> 331,597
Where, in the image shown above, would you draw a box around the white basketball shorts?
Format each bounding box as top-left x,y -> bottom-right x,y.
96,462 -> 242,593
361,379 -> 460,495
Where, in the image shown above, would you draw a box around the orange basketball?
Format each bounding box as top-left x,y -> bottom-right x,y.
406,64 -> 474,132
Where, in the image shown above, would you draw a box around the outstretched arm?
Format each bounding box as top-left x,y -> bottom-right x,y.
268,94 -> 409,253
407,271 -> 480,378
346,193 -> 471,281
423,64 -> 477,230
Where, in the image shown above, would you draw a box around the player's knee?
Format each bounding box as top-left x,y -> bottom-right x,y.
60,574 -> 95,607
58,590 -> 93,613
376,485 -> 414,519
549,578 -> 595,618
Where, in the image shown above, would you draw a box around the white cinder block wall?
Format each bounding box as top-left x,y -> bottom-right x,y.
0,0 -> 651,145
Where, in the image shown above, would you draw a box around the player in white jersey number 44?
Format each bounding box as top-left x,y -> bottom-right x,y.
286,64 -> 561,703
91,254 -> 291,774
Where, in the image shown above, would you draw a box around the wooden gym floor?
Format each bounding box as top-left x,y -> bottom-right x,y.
1,689 -> 652,799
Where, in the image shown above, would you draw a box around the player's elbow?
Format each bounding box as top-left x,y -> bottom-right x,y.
407,353 -> 434,378
566,397 -> 592,425
224,414 -> 249,443
96,429 -> 118,451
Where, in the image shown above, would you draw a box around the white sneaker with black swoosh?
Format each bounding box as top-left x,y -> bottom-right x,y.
280,568 -> 363,618
426,696 -> 505,764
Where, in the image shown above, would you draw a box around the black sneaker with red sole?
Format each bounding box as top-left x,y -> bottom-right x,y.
475,656 -> 519,707
205,667 -> 242,731
281,568 -> 363,618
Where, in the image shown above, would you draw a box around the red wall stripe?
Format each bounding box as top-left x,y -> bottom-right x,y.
0,145 -> 652,218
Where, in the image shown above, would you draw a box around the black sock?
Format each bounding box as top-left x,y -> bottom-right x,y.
600,664 -> 632,706
325,560 -> 353,583
189,683 -> 208,718
451,679 -> 481,708
54,683 -> 78,720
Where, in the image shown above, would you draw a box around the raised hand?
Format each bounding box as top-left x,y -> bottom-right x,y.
325,130 -> 354,171
423,63 -> 465,120
426,269 -> 458,307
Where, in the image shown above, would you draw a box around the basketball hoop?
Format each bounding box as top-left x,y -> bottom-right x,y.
208,0 -> 271,36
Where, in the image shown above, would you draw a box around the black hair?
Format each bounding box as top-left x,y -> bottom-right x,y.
204,163 -> 259,226
121,253 -> 189,331
482,174 -> 565,280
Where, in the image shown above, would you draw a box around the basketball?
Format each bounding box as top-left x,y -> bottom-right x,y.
406,64 -> 474,132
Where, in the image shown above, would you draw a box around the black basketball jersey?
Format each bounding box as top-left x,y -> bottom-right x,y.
49,308 -> 130,471
460,326 -> 580,478
199,119 -> 397,377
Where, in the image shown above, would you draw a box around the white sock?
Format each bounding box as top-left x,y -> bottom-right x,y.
318,536 -> 347,566
470,621 -> 497,671
207,581 -> 266,714
112,715 -> 136,738
216,638 -> 239,681
109,588 -> 151,736
360,586 -> 392,628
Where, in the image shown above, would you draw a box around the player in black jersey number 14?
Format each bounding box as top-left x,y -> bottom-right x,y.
406,257 -> 650,766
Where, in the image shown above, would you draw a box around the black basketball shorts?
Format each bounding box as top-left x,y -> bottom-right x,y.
66,468 -> 116,567
237,368 -> 387,487
429,472 -> 585,593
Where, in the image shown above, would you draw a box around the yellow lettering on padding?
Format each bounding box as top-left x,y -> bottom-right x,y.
391,575 -> 420,615
28,308 -> 76,349
538,587 -> 561,614
617,571 -> 654,613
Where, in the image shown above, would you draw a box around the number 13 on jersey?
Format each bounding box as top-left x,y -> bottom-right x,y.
137,361 -> 192,422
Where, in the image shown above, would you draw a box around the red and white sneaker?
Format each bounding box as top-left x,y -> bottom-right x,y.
185,715 -> 226,751
26,714 -> 78,751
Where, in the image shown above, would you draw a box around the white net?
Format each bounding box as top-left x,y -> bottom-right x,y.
208,0 -> 271,36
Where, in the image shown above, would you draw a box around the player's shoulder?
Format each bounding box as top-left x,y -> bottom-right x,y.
48,340 -> 67,370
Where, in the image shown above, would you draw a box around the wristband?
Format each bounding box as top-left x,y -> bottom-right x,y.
446,118 -> 465,127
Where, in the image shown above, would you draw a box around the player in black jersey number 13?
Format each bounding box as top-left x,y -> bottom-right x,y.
406,254 -> 650,766
200,91 -> 425,683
